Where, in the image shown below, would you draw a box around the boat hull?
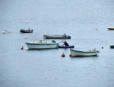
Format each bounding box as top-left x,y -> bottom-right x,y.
59,45 -> 74,48
44,35 -> 71,39
108,28 -> 114,30
70,50 -> 98,57
110,45 -> 114,48
26,42 -> 59,50
20,29 -> 33,33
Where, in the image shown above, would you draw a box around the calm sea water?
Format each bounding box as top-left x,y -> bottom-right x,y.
0,0 -> 114,87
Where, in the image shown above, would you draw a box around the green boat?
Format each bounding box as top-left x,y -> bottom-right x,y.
26,42 -> 59,50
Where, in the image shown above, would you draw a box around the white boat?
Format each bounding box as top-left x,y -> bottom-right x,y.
70,49 -> 98,57
26,41 -> 59,50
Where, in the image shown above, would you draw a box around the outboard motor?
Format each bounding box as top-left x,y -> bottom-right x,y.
67,36 -> 71,39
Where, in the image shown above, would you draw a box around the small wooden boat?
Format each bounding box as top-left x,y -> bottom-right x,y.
59,45 -> 74,48
20,29 -> 33,33
110,45 -> 114,48
107,28 -> 114,30
26,41 -> 59,50
70,49 -> 98,57
44,34 -> 71,39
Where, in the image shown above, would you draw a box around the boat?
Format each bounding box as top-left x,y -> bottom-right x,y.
59,45 -> 74,48
44,34 -> 71,39
20,29 -> 33,33
70,49 -> 98,57
26,41 -> 59,50
107,28 -> 114,30
110,45 -> 114,48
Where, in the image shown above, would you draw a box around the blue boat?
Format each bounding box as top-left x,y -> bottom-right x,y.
110,45 -> 114,48
58,45 -> 74,48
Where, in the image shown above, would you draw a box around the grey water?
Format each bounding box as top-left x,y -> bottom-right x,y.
0,0 -> 114,87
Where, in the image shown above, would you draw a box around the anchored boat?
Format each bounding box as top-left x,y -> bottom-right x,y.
20,29 -> 33,33
110,45 -> 114,48
107,28 -> 114,30
44,34 -> 71,39
26,41 -> 59,50
70,49 -> 98,57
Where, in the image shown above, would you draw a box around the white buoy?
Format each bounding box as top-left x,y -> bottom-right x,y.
2,31 -> 6,34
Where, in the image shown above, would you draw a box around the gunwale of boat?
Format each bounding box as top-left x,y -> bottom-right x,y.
26,42 -> 59,45
44,34 -> 70,37
71,49 -> 98,53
